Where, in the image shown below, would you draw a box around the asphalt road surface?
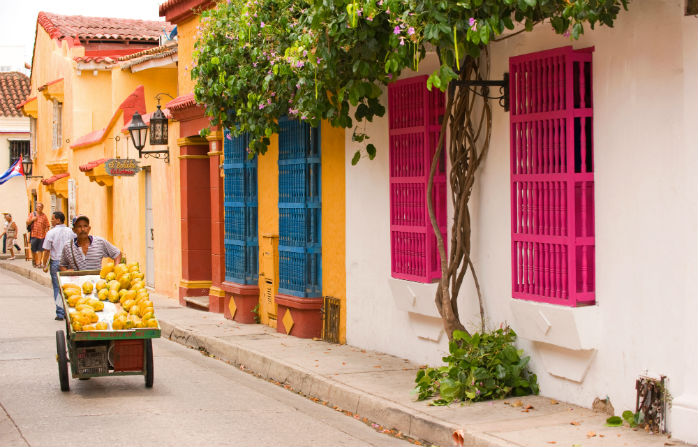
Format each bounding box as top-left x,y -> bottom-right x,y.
0,269 -> 411,446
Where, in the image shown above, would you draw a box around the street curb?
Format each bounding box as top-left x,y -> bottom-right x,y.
158,320 -> 506,447
0,261 -> 52,288
0,260 -> 506,447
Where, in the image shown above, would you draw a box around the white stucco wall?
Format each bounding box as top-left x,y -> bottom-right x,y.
345,0 -> 697,442
0,116 -> 31,251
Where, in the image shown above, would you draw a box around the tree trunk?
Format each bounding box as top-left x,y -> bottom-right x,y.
426,53 -> 492,341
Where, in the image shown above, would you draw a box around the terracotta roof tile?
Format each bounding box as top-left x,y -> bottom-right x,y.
119,42 -> 178,70
79,158 -> 109,172
166,93 -> 197,111
38,11 -> 173,43
41,173 -> 70,185
159,0 -> 214,21
118,41 -> 177,61
0,72 -> 31,117
73,56 -> 117,64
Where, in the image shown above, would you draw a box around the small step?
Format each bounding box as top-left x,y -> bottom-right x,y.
183,296 -> 210,311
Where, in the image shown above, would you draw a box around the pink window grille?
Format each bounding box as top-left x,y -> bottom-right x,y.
388,76 -> 447,283
510,46 -> 595,306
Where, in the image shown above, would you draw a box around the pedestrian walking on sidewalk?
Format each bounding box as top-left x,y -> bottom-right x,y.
1,214 -> 20,259
42,211 -> 75,321
26,203 -> 49,268
59,215 -> 121,271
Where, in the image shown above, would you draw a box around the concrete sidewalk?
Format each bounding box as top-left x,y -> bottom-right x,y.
0,258 -> 685,447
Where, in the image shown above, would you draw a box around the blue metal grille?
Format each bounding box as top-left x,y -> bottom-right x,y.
278,117 -> 321,297
223,128 -> 258,284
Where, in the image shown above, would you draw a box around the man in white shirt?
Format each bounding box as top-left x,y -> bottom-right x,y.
42,211 -> 75,321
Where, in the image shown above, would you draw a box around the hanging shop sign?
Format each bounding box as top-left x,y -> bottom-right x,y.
105,158 -> 141,176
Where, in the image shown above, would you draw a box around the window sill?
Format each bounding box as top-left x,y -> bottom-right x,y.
510,299 -> 600,350
510,299 -> 600,383
389,278 -> 444,342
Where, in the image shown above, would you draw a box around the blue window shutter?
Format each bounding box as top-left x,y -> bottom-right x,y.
223,128 -> 258,284
278,117 -> 321,297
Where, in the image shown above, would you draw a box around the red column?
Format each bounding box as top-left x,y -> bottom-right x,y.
207,131 -> 226,313
178,138 -> 212,305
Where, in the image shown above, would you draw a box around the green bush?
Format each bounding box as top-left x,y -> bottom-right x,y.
414,327 -> 539,405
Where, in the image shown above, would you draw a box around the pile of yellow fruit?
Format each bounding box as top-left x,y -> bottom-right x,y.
63,281 -> 106,331
62,261 -> 158,331
99,261 -> 158,330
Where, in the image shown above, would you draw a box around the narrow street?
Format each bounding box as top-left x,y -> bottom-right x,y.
0,269 -> 411,447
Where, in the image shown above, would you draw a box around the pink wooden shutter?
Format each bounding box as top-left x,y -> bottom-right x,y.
509,46 -> 595,306
388,76 -> 447,283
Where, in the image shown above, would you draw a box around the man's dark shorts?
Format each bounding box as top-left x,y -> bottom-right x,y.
30,237 -> 44,252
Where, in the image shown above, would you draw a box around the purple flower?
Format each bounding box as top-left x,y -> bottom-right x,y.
226,133 -> 232,140
393,25 -> 401,35
563,29 -> 570,37
296,60 -> 305,68
302,50 -> 308,57
253,62 -> 258,67
259,103 -> 265,109
260,21 -> 265,27
407,27 -> 415,35
399,37 -> 405,46
469,17 -> 477,31
476,389 -> 481,395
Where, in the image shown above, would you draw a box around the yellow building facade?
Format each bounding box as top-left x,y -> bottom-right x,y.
21,12 -> 180,298
161,0 -> 347,342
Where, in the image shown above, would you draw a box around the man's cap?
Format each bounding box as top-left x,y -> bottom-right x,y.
72,215 -> 89,226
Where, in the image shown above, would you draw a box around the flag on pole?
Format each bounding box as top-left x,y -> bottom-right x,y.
0,156 -> 25,185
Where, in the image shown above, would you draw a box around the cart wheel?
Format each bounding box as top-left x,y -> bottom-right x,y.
144,339 -> 154,388
56,330 -> 69,392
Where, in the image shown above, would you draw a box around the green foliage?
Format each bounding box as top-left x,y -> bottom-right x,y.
252,303 -> 261,324
192,0 -> 629,157
414,327 -> 539,404
605,416 -> 623,427
606,410 -> 644,428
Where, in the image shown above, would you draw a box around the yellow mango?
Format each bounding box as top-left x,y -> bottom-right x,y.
118,274 -> 131,290
72,321 -> 82,332
146,318 -> 159,328
97,289 -> 109,301
108,290 -> 120,303
95,322 -> 108,330
129,305 -> 141,316
67,295 -> 80,307
108,280 -> 120,291
105,272 -> 116,282
122,299 -> 135,311
64,288 -> 81,298
82,282 -> 94,295
95,280 -> 107,291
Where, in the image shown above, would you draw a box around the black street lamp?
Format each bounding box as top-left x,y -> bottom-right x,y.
127,110 -> 169,163
149,104 -> 168,146
20,157 -> 42,179
127,111 -> 148,152
21,157 -> 33,177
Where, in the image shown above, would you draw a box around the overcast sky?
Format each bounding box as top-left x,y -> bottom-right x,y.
0,0 -> 166,71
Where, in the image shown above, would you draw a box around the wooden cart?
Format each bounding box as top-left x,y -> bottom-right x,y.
55,270 -> 160,391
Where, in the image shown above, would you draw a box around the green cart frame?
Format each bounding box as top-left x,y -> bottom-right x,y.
55,270 -> 160,391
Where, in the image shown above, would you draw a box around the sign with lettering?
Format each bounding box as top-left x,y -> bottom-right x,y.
105,158 -> 140,176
